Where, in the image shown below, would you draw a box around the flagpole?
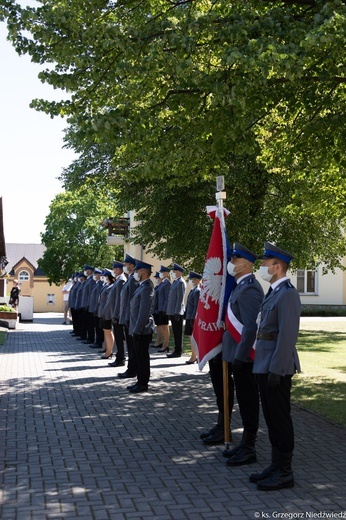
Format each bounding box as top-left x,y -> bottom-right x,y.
215,176 -> 231,450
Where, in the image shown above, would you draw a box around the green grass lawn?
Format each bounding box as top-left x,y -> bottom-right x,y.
0,328 -> 7,346
292,330 -> 346,427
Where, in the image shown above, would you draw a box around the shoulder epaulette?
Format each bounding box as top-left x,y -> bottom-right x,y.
239,275 -> 255,286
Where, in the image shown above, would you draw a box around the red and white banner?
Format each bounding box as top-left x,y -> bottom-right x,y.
225,303 -> 243,343
192,206 -> 233,370
225,301 -> 255,360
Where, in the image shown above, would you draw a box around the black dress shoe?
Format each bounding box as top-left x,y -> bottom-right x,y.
166,351 -> 182,358
127,382 -> 139,390
118,371 -> 137,378
185,359 -> 197,364
108,360 -> 126,367
226,446 -> 257,466
129,384 -> 148,393
202,425 -> 226,445
200,423 -> 219,440
223,439 -> 245,458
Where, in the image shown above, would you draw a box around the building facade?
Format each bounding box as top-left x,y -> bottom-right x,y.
3,244 -> 64,313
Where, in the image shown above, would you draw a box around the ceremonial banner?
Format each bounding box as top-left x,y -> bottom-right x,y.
192,206 -> 235,370
225,300 -> 255,360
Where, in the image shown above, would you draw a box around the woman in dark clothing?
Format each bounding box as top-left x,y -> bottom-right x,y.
9,279 -> 20,310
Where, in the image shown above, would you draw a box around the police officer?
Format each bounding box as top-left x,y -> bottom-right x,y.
87,268 -> 104,349
166,263 -> 186,358
80,265 -> 96,344
155,265 -> 171,353
68,273 -> 80,336
118,254 -> 139,379
151,272 -> 163,348
97,269 -> 115,358
222,243 -> 264,466
75,273 -> 87,340
184,271 -> 202,364
127,260 -> 155,393
250,242 -> 301,491
108,261 -> 127,366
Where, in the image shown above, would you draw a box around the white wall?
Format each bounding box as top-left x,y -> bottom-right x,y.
255,264 -> 345,305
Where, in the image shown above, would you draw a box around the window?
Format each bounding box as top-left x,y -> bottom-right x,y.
297,269 -> 317,294
19,270 -> 29,281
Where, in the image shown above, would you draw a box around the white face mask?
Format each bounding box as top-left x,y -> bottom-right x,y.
134,272 -> 140,282
171,272 -> 177,280
93,275 -> 97,281
259,266 -> 274,282
227,262 -> 237,277
189,279 -> 195,287
101,276 -> 105,282
159,272 -> 164,279
123,265 -> 129,274
227,261 -> 245,277
84,270 -> 88,277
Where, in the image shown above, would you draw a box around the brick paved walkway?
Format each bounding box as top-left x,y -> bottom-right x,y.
0,314 -> 345,520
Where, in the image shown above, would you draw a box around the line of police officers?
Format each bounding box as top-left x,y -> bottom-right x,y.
67,241 -> 301,491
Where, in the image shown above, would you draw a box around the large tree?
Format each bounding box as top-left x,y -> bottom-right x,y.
39,181 -> 123,283
1,0 -> 346,269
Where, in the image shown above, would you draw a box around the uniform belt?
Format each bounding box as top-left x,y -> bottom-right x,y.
256,332 -> 278,341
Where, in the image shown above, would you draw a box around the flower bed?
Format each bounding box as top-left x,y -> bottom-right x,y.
0,304 -> 18,329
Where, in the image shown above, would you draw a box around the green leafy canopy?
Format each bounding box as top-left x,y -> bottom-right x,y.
1,0 -> 345,270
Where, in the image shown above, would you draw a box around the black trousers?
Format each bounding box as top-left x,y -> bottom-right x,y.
233,362 -> 259,434
257,373 -> 294,453
112,321 -> 125,362
78,308 -> 87,339
94,315 -> 104,346
70,307 -> 79,334
169,315 -> 183,353
123,324 -> 136,376
209,353 -> 234,418
133,333 -> 152,386
86,310 -> 95,343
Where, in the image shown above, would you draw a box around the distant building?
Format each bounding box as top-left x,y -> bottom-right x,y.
4,243 -> 64,313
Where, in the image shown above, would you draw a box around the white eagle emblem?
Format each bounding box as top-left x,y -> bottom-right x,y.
200,257 -> 222,309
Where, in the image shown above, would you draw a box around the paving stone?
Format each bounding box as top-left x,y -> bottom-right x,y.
0,314 -> 345,519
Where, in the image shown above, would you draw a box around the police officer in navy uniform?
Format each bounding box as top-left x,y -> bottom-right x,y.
69,273 -> 80,336
156,265 -> 172,353
80,265 -> 96,345
151,272 -> 163,348
106,261 -> 127,366
97,269 -> 115,358
250,242 -> 301,491
118,254 -> 139,379
87,268 -> 104,349
184,271 -> 202,364
166,263 -> 186,358
128,260 -> 155,393
75,273 -> 87,340
221,243 -> 264,465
